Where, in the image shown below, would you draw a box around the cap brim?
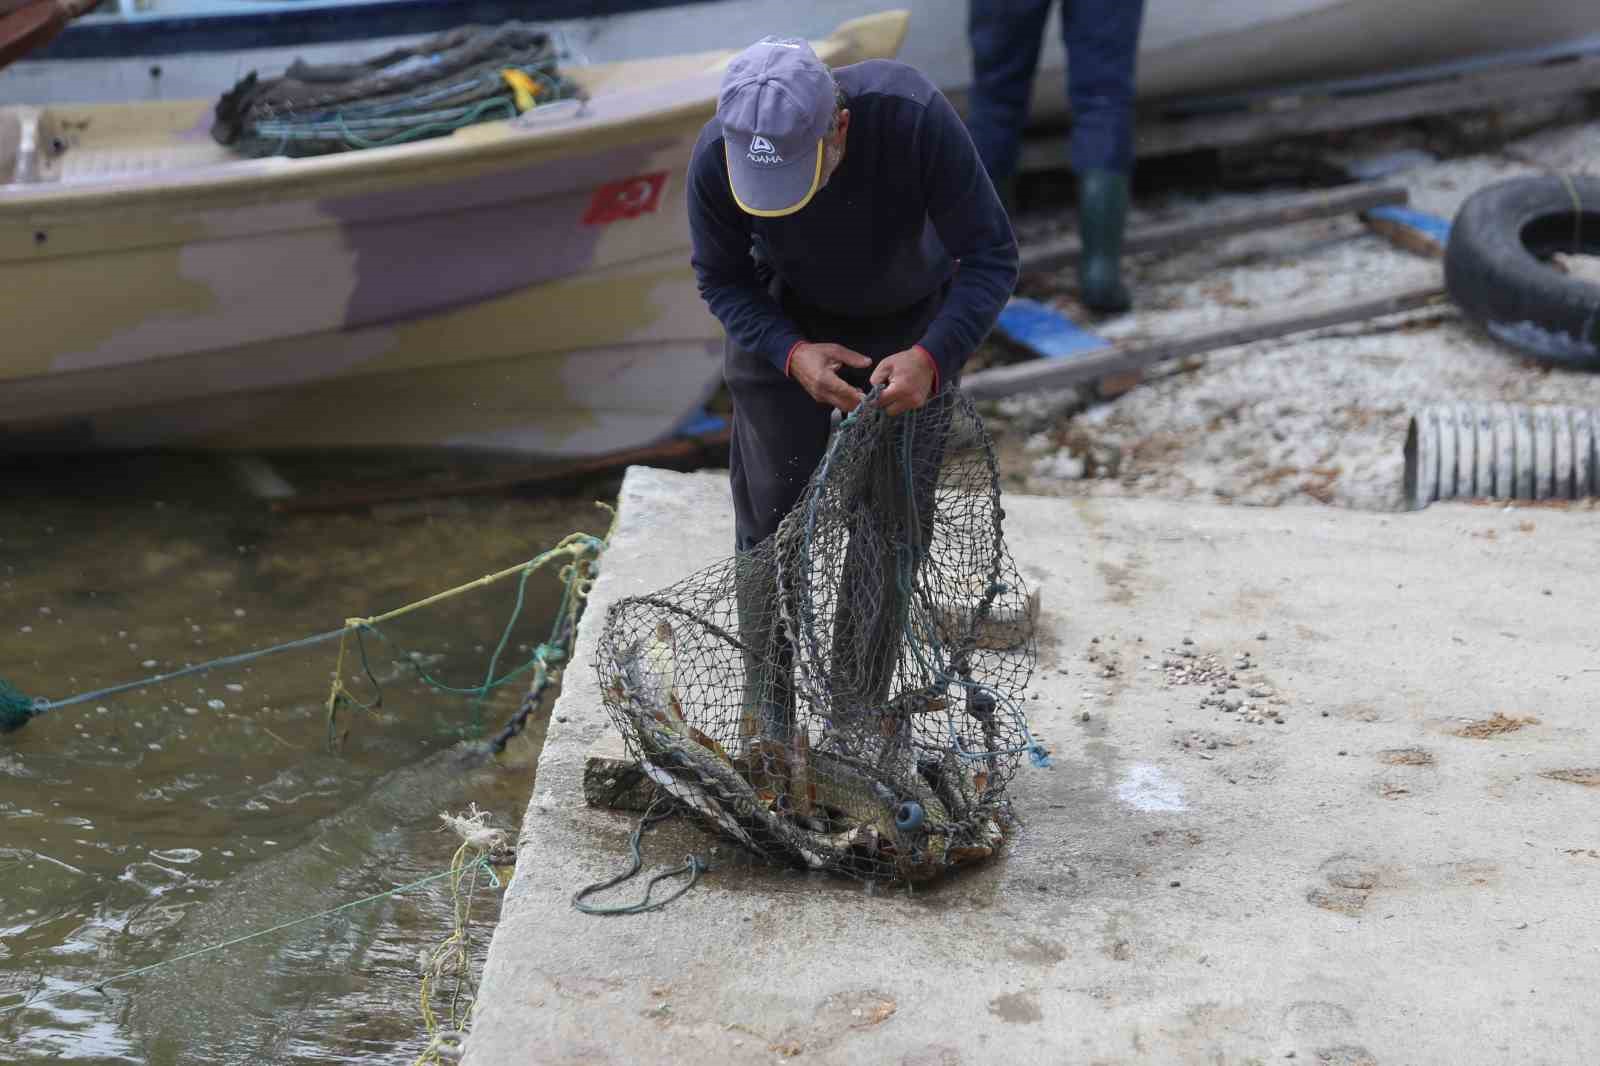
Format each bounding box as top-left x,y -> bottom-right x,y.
724,138 -> 823,218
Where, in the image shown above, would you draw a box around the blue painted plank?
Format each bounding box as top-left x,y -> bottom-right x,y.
1365,205 -> 1452,249
995,297 -> 1110,361
675,410 -> 727,439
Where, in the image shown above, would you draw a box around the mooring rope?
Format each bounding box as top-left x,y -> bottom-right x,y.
2,531 -> 605,742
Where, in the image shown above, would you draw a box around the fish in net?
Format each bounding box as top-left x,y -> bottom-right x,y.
595,388 -> 1046,884
211,23 -> 586,158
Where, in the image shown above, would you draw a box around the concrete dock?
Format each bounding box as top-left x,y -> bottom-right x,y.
467,467 -> 1600,1065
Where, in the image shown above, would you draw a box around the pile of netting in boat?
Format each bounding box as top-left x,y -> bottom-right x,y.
595,389 -> 1047,884
211,22 -> 585,157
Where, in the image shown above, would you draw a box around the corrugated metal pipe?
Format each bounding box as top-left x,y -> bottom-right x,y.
1405,403 -> 1600,510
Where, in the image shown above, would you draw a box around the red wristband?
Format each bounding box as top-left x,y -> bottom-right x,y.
912,344 -> 940,394
783,340 -> 806,379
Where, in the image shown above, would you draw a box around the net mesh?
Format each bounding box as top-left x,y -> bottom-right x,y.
595,389 -> 1045,884
211,23 -> 585,158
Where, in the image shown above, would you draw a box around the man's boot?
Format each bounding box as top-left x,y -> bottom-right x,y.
1076,168 -> 1132,312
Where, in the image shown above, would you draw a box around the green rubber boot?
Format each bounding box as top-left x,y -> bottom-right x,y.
1077,169 -> 1132,313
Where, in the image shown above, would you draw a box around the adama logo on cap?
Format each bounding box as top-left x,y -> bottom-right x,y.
748,135 -> 782,165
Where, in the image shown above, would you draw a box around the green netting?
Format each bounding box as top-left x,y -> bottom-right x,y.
212,23 -> 586,158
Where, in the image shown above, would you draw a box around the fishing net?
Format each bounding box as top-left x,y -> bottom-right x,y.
211,23 -> 586,158
594,389 -> 1046,884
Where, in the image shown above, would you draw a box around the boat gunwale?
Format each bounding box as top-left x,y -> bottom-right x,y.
0,12 -> 905,215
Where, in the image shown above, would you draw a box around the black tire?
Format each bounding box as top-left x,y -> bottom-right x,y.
1444,175 -> 1600,368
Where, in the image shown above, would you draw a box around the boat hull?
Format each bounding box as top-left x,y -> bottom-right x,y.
2,0 -> 1597,112
0,14 -> 909,456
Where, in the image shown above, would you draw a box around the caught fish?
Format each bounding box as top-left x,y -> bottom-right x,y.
616,626 -> 731,764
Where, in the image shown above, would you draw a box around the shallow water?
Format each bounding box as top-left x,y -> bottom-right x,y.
0,454 -> 602,1064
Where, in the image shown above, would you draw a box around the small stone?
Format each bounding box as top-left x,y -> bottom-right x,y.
18,625 -> 31,634
1169,880 -> 1181,888
141,659 -> 158,669
206,699 -> 226,711
234,608 -> 247,617
1542,589 -> 1552,597
225,683 -> 244,693
1222,691 -> 1245,712
183,707 -> 200,716
1181,637 -> 1194,646
555,715 -> 569,723
1257,632 -> 1269,641
1205,739 -> 1218,750
1080,711 -> 1091,722
1248,685 -> 1272,699
1337,749 -> 1348,756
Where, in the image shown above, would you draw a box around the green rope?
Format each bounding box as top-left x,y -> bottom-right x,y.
572,798 -> 706,916
5,532 -> 605,741
0,855 -> 495,1017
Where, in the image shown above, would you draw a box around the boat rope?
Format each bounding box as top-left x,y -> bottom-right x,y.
571,797 -> 707,916
412,808 -> 511,1065
1,527 -> 606,745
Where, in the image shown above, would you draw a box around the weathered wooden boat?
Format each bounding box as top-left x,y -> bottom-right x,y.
2,0 -> 1597,113
0,12 -> 908,456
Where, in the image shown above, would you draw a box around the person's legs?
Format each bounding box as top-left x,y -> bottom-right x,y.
725,336 -> 834,751
1060,0 -> 1145,311
965,0 -> 1054,203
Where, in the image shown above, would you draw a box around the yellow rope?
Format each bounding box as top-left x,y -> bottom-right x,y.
322,531 -> 604,743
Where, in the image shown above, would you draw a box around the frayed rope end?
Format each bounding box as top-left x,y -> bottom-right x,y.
0,680 -> 42,735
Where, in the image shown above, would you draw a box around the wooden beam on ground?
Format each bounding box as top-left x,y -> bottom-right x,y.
963,285 -> 1446,401
272,426 -> 731,513
1019,183 -> 1409,274
1023,55 -> 1600,167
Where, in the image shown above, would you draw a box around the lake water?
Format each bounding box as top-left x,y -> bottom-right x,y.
0,453 -> 602,1064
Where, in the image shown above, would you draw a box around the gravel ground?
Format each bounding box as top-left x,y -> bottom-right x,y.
985,105 -> 1600,512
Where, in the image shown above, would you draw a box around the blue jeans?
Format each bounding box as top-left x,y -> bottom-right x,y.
966,0 -> 1146,185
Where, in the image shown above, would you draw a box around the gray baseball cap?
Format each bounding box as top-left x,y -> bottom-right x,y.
717,35 -> 835,217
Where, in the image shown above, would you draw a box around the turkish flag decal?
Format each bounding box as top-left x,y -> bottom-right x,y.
583,171 -> 670,226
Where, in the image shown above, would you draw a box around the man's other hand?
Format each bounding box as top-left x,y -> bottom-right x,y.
788,342 -> 872,415
870,348 -> 937,416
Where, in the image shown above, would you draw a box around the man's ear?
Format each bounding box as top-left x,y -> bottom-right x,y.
835,108 -> 851,143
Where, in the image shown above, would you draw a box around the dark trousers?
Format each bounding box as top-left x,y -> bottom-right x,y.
966,0 -> 1146,186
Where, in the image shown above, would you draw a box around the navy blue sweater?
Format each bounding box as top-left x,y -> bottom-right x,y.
687,60 -> 1019,384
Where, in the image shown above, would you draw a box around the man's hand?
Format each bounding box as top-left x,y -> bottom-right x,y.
870,348 -> 937,416
788,342 -> 872,415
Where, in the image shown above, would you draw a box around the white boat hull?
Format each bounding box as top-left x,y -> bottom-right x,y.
3,0 -> 1598,117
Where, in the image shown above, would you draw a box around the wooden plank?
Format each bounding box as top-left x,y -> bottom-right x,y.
1023,54 -> 1600,165
1019,184 -> 1409,274
273,425 -> 731,513
583,733 -> 659,812
963,285 -> 1446,401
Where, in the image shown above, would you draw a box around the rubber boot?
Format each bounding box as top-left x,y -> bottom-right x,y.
1076,169 -> 1132,313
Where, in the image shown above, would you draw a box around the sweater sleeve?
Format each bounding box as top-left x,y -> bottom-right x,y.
686,126 -> 808,372
913,88 -> 1020,384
